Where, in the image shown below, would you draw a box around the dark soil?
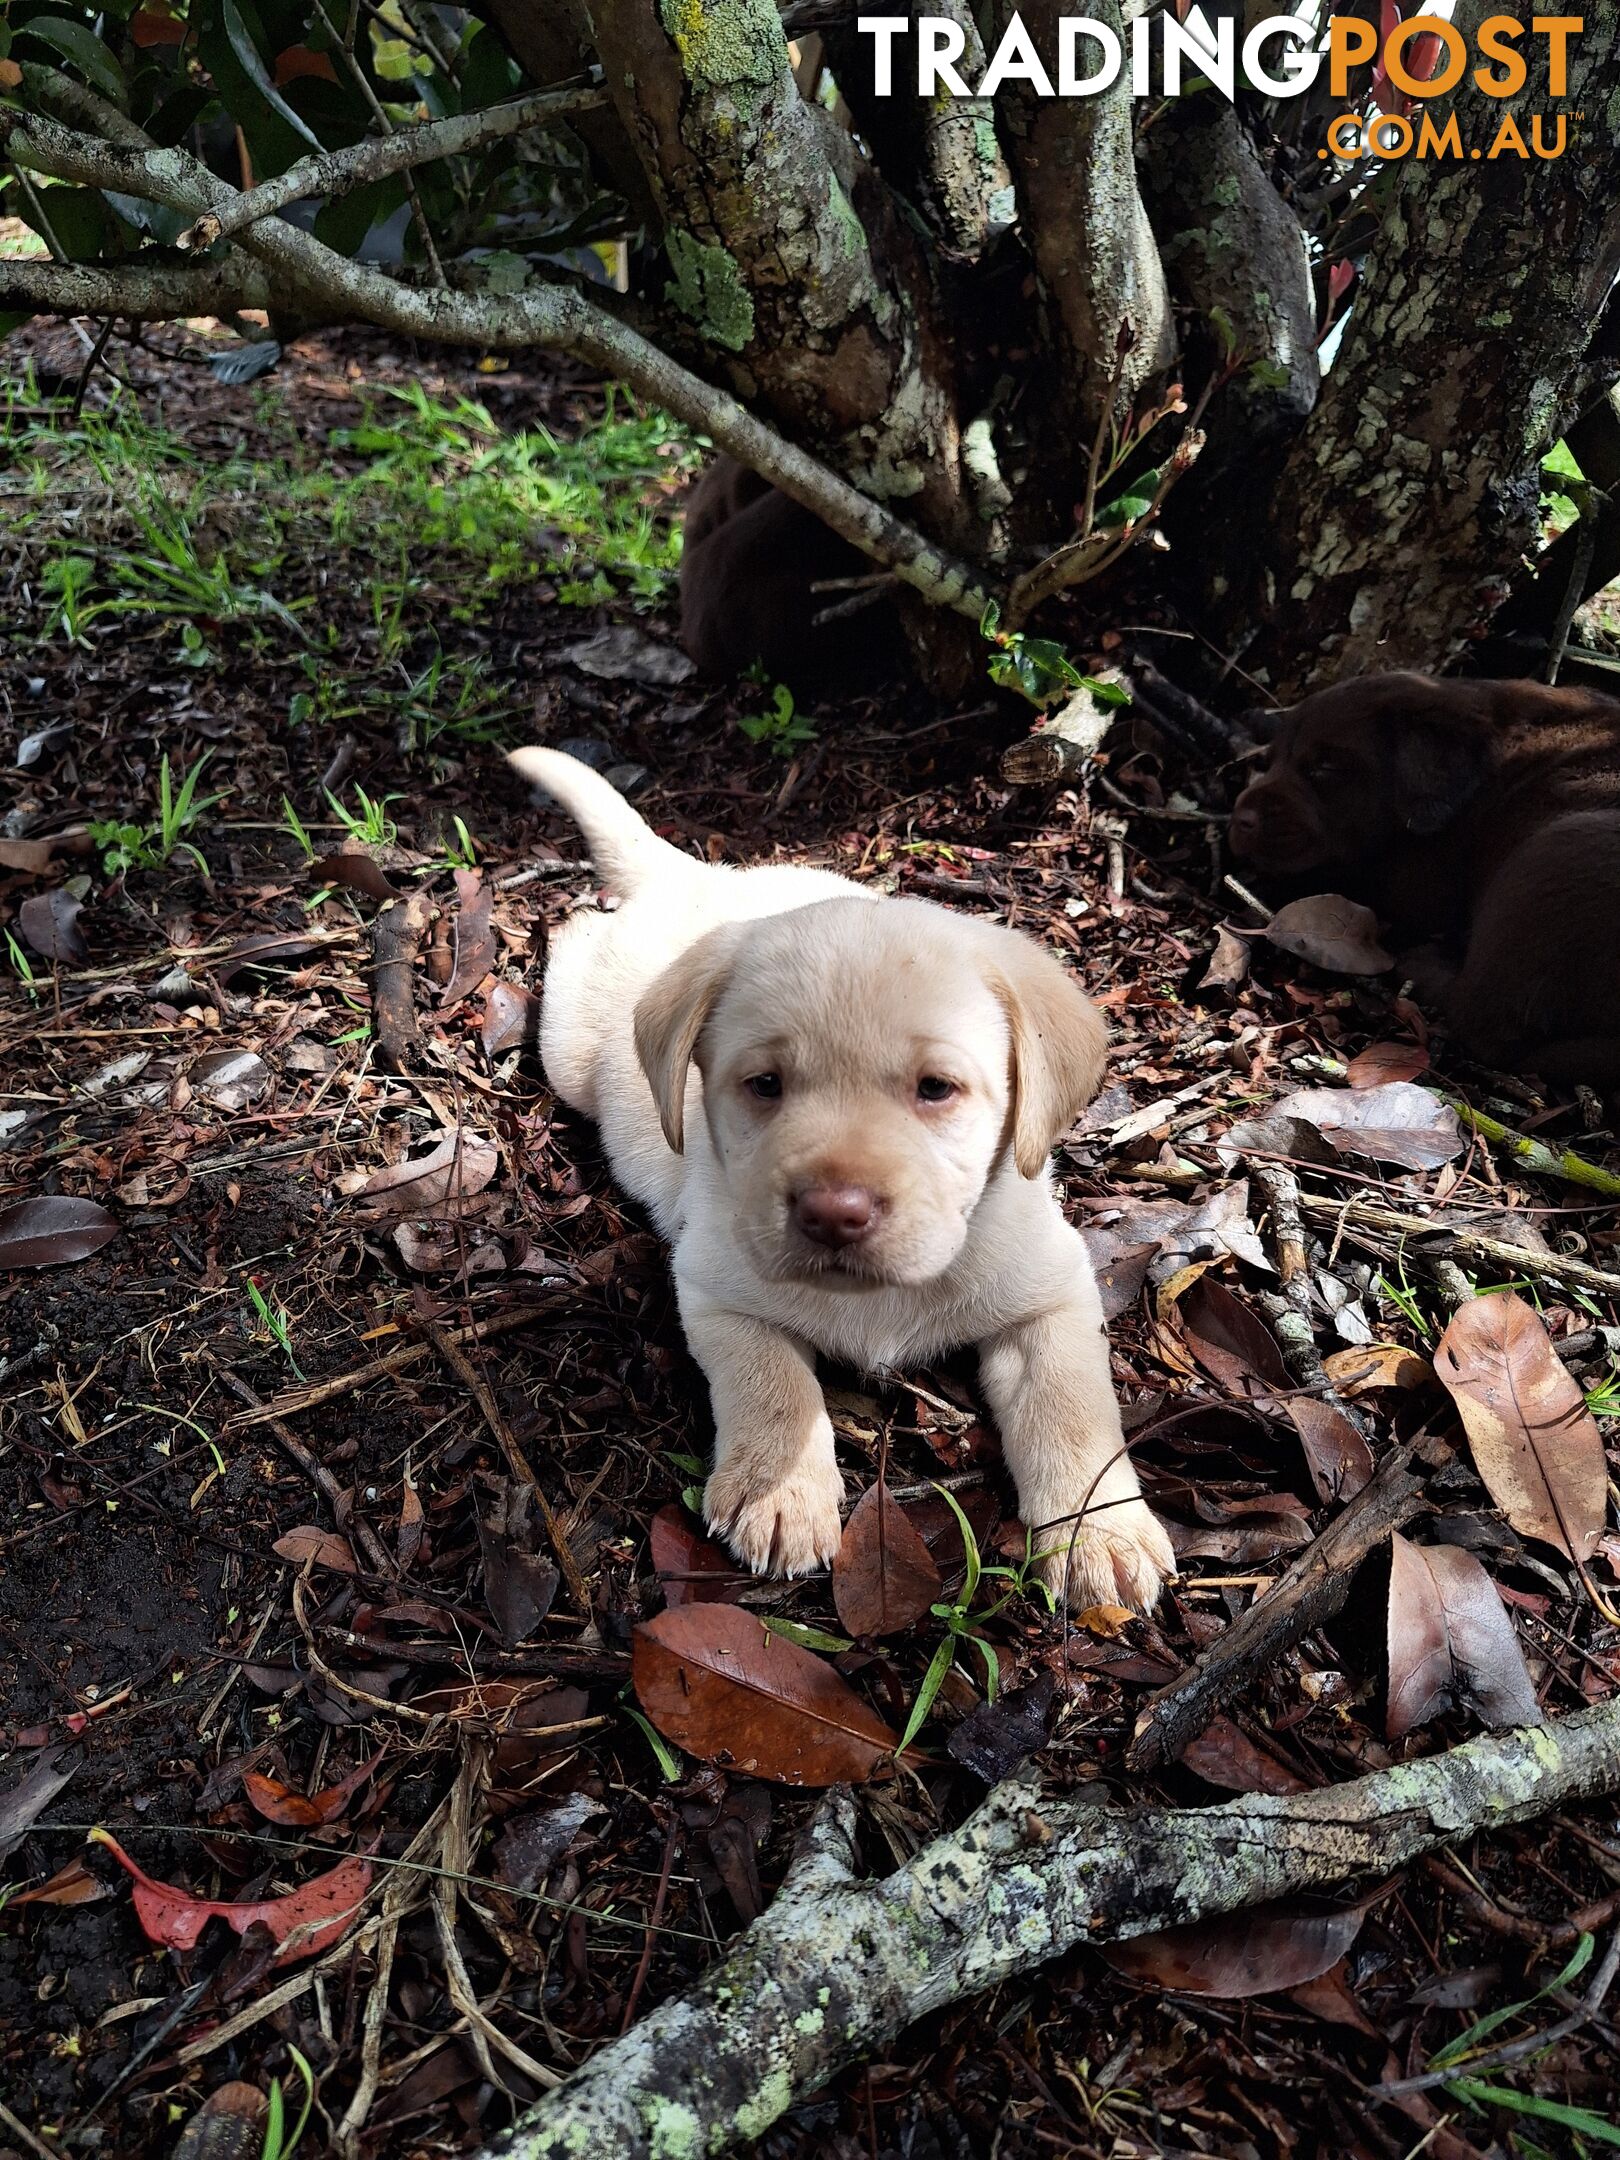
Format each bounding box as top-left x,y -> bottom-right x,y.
3,319 -> 1620,2160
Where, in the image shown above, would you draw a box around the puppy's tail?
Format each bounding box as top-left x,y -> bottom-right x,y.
507,747 -> 693,898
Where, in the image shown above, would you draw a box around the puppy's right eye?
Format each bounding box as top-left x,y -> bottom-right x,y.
744,1073 -> 782,1101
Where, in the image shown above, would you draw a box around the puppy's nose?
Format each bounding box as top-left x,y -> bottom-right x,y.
794,1185 -> 878,1248
1229,798 -> 1263,855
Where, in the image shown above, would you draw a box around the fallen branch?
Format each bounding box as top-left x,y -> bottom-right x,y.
1449,1100 -> 1620,1202
1127,1436 -> 1434,1775
477,1696 -> 1620,2160
1297,1195 -> 1620,1304
371,890 -> 434,1068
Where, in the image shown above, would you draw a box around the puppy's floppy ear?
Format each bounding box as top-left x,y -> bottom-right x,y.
990,935 -> 1109,1178
1392,717 -> 1486,836
634,924 -> 741,1154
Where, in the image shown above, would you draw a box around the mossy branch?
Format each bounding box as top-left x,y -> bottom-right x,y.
478,1699 -> 1620,2160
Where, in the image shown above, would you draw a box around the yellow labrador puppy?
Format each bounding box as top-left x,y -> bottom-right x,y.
511,747 -> 1173,1610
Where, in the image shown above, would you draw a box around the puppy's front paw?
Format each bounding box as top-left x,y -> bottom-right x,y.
1034,1498 -> 1175,1614
705,1452 -> 844,1578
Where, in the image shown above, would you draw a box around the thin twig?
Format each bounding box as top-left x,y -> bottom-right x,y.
422,1319 -> 593,1616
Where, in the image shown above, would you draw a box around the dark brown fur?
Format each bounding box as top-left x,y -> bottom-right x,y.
677,456 -> 903,686
1229,672 -> 1620,1083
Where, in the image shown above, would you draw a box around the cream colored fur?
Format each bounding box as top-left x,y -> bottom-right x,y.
511,746 -> 1173,1609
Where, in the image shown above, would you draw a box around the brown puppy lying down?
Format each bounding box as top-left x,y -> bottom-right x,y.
678,456 -> 903,684
1230,672 -> 1620,1083
508,745 -> 1173,1610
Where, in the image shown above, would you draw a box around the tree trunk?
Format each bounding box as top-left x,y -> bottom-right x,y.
588,0 -> 973,539
1236,0 -> 1620,695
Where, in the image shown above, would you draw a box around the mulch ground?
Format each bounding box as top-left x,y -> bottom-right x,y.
3,320 -> 1620,2160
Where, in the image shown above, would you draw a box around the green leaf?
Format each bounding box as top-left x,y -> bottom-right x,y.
762,1618 -> 855,1654
313,172 -> 405,257
898,1635 -> 956,1752
1083,675 -> 1131,708
1430,1933 -> 1594,2069
931,1482 -> 982,1606
15,16 -> 127,104
1447,2079 -> 1620,2145
222,0 -> 321,146
624,1704 -> 683,1781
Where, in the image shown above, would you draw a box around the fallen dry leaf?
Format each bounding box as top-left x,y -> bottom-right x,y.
832,1485 -> 942,1638
1104,1892 -> 1379,1997
1434,1292 -> 1606,1563
1347,1040 -> 1431,1089
1290,1083 -> 1461,1171
19,888 -> 88,966
1263,893 -> 1393,976
632,1605 -> 899,1786
272,1525 -> 359,1574
650,1505 -> 745,1607
1197,924 -> 1251,993
1385,1533 -> 1542,1738
4,1856 -> 109,1909
242,1755 -> 380,1828
1175,1277 -> 1291,1397
91,1829 -> 370,1965
444,867 -> 495,1005
357,1129 -> 499,1213
0,1195 -> 119,1271
482,981 -> 538,1057
1286,1397 -> 1374,1503
1322,1341 -> 1433,1395
1177,1715 -> 1308,1796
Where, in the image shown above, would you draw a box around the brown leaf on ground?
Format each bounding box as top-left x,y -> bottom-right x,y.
1103,1891 -> 1380,1996
650,1504 -> 746,1607
19,887 -> 88,965
444,867 -> 496,1004
272,1525 -> 359,1574
1322,1341 -> 1433,1395
0,1195 -> 119,1270
1264,893 -> 1393,975
1347,1040 -> 1431,1088
1385,1532 -> 1543,1738
1434,1291 -> 1607,1563
632,1606 -> 899,1786
1175,1277 -> 1291,1396
1286,1397 -> 1374,1503
1178,1715 -> 1309,1796
356,1129 -> 499,1213
482,981 -> 539,1056
832,1484 -> 943,1638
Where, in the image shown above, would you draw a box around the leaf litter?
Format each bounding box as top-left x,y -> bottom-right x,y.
1,323 -> 1618,2160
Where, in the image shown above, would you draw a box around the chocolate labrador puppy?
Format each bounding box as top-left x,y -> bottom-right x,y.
1229,672 -> 1620,1083
678,456 -> 903,685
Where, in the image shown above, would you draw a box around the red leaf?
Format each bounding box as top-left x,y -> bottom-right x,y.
832,1485 -> 943,1638
650,1505 -> 745,1608
91,1829 -> 370,1964
1178,1715 -> 1309,1796
243,1755 -> 380,1828
1327,259 -> 1355,305
632,1606 -> 899,1787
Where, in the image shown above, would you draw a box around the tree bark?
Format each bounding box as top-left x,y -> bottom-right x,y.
588,0 -> 972,535
989,0 -> 1175,462
1239,0 -> 1620,694
476,1698 -> 1620,2160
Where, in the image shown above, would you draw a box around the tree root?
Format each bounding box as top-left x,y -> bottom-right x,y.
476,1698 -> 1620,2160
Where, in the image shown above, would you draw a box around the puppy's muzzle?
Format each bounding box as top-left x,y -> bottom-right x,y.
793,1184 -> 880,1249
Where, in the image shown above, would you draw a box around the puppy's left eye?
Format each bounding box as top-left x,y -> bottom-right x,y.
745,1073 -> 783,1101
916,1076 -> 957,1105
